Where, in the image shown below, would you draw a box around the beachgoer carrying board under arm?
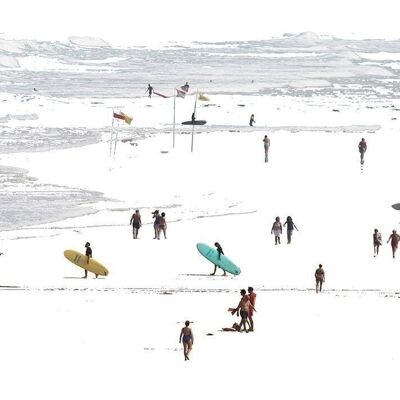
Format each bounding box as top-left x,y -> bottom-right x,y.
210,242 -> 226,276
83,242 -> 98,279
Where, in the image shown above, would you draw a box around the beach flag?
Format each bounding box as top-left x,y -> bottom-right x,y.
113,112 -> 133,125
176,88 -> 186,98
198,93 -> 210,101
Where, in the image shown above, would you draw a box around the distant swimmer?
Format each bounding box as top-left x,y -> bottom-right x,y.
373,228 -> 382,257
210,242 -> 226,276
33,88 -> 38,92
181,82 -> 190,92
152,210 -> 161,239
263,134 -> 270,162
129,209 -> 142,239
247,286 -> 256,332
315,264 -> 325,293
179,320 -> 194,361
283,216 -> 299,244
191,112 -> 196,123
358,138 -> 367,163
387,230 -> 400,258
249,114 -> 255,127
271,216 -> 282,245
158,212 -> 167,239
145,84 -> 154,98
83,242 -> 98,279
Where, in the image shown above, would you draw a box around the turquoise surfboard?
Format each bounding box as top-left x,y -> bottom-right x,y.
196,243 -> 241,275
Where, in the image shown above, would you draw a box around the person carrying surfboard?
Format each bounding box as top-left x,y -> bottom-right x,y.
179,320 -> 194,361
210,242 -> 226,276
83,242 -> 98,279
145,84 -> 153,98
130,209 -> 142,239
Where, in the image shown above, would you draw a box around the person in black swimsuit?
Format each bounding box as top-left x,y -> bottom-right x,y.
83,242 -> 98,279
179,320 -> 194,361
210,242 -> 226,276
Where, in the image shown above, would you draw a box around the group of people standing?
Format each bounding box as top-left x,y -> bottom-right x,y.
373,228 -> 400,258
271,216 -> 299,245
129,209 -> 167,240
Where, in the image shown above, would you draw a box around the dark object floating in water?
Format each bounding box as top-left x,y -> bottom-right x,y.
237,104 -> 246,107
332,109 -> 340,112
182,120 -> 207,125
206,333 -> 214,336
391,203 -> 400,210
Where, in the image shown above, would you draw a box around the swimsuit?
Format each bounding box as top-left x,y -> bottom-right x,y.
182,334 -> 192,343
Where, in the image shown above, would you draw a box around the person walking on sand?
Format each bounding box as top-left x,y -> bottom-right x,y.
158,212 -> 167,239
249,114 -> 255,127
248,286 -> 256,332
179,320 -> 194,361
152,210 -> 161,239
387,230 -> 400,258
234,289 -> 255,333
373,228 -> 382,257
145,84 -> 153,98
129,209 -> 142,239
283,216 -> 299,244
210,242 -> 226,276
358,138 -> 367,163
83,242 -> 98,279
263,134 -> 270,162
271,216 -> 283,245
315,264 -> 325,293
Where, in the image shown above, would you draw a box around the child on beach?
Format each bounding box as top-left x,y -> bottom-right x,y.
283,216 -> 299,244
83,242 -> 98,279
315,264 -> 325,293
158,212 -> 167,239
179,321 -> 194,361
271,217 -> 283,245
387,230 -> 400,258
129,209 -> 142,239
373,228 -> 382,257
211,242 -> 226,276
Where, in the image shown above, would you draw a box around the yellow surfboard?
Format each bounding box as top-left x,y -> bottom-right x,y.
64,249 -> 109,276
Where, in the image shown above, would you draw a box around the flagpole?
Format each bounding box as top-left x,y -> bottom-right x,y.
110,109 -> 115,157
190,91 -> 198,152
173,89 -> 176,149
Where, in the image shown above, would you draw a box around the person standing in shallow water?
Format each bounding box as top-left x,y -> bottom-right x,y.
271,217 -> 282,245
315,264 -> 325,293
210,242 -> 226,276
283,216 -> 299,244
263,134 -> 270,162
373,228 -> 382,257
83,242 -> 98,279
249,114 -> 255,127
179,320 -> 194,361
387,230 -> 400,258
129,209 -> 142,239
358,138 -> 367,163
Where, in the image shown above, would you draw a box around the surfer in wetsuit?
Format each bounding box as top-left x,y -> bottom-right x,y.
83,242 -> 98,279
179,320 -> 194,361
263,134 -> 270,163
145,84 -> 153,98
358,138 -> 367,163
182,82 -> 190,92
129,209 -> 142,239
315,264 -> 325,293
249,114 -> 255,127
152,210 -> 161,239
191,112 -> 196,123
210,242 -> 226,276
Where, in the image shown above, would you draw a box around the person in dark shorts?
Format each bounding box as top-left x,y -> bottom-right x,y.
179,320 -> 194,361
145,84 -> 153,98
373,228 -> 382,257
249,114 -> 255,127
235,289 -> 254,333
152,210 -> 161,239
210,242 -> 226,276
129,209 -> 142,239
83,242 -> 98,279
248,287 -> 256,331
158,212 -> 167,239
283,216 -> 299,244
387,230 -> 400,258
315,264 -> 325,293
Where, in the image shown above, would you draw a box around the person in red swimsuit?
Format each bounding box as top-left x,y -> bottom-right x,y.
248,287 -> 256,331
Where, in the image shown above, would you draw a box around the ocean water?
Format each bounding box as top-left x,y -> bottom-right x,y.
1,35 -> 400,230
